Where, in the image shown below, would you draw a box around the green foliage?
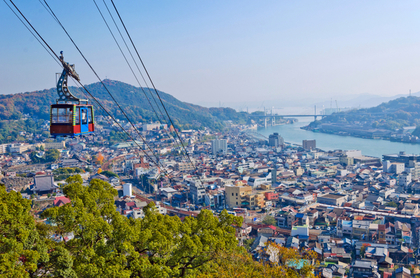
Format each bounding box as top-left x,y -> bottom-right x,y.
208,108 -> 250,125
262,215 -> 277,226
30,149 -> 60,164
40,175 -> 243,277
319,96 -> 420,131
200,135 -> 216,142
360,245 -> 366,258
0,184 -> 50,277
0,80 -> 252,135
0,119 -> 45,144
413,126 -> 420,137
308,120 -> 322,128
53,167 -> 84,175
45,149 -> 60,162
1,177 -> 317,277
199,243 -> 318,278
243,238 -> 255,251
108,131 -> 129,144
100,170 -> 119,179
53,167 -> 84,181
386,201 -> 398,208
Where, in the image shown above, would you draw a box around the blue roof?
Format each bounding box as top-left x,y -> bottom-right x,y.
296,213 -> 304,218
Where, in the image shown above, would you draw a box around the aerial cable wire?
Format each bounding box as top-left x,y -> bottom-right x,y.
93,0 -> 183,151
5,0 -> 173,181
6,0 -> 172,180
41,0 -> 168,167
68,78 -> 122,136
72,80 -> 174,180
100,0 -> 167,123
3,0 -> 61,67
110,0 -> 203,184
74,80 -> 174,181
38,0 -> 173,180
44,0 -> 199,185
7,0 -> 113,139
41,0 -> 170,174
92,0 -> 164,125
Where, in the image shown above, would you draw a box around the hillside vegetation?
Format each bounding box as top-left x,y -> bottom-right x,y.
0,80 -> 249,131
0,176 -> 317,277
316,96 -> 420,130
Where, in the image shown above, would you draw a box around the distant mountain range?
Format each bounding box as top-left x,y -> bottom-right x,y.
313,92 -> 420,110
201,91 -> 419,113
0,80 -> 250,130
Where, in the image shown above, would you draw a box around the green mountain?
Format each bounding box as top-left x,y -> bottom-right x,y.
0,79 -> 250,131
305,96 -> 420,139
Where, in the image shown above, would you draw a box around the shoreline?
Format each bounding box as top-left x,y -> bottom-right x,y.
300,125 -> 420,145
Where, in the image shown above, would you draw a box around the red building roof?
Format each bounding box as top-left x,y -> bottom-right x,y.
53,196 -> 71,207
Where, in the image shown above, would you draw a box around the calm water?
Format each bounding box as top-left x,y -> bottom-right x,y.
257,117 -> 420,158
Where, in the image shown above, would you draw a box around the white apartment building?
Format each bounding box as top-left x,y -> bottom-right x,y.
211,139 -> 227,155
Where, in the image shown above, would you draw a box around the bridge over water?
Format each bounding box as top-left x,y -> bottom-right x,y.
249,114 -> 327,119
249,113 -> 326,127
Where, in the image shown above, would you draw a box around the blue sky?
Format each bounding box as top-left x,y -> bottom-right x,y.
2,0 -> 420,106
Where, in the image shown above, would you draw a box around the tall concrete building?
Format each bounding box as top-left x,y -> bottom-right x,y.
211,139 -> 227,155
225,184 -> 252,208
408,160 -> 420,180
382,152 -> 419,167
190,180 -> 206,205
383,160 -> 405,174
302,139 -> 316,150
268,133 -> 284,147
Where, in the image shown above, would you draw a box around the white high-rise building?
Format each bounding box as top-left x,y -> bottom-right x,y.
211,139 -> 227,155
123,183 -> 133,197
399,172 -> 412,188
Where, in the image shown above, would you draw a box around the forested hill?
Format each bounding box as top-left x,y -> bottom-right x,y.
313,96 -> 420,130
0,79 -> 249,130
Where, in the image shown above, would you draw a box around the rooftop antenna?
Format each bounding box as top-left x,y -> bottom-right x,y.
409,89 -> 411,96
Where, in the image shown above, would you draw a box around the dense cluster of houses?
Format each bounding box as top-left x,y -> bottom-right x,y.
2,122 -> 420,277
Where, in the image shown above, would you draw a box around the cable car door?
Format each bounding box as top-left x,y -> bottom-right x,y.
80,107 -> 89,133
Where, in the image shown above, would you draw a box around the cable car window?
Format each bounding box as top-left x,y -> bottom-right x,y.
82,109 -> 87,125
75,107 -> 80,125
51,108 -> 58,123
88,107 -> 93,124
52,108 -> 72,123
59,108 -> 72,123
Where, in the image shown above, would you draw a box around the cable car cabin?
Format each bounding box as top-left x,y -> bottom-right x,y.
50,104 -> 94,137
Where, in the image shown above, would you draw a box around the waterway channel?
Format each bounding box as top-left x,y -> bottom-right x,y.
257,117 -> 420,158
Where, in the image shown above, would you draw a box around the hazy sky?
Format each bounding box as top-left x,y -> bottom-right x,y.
1,0 -> 420,106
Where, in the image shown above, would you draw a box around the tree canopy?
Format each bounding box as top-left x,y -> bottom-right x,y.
100,170 -> 119,179
318,96 -> 420,131
0,177 -> 317,277
30,149 -> 60,164
262,215 -> 277,226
